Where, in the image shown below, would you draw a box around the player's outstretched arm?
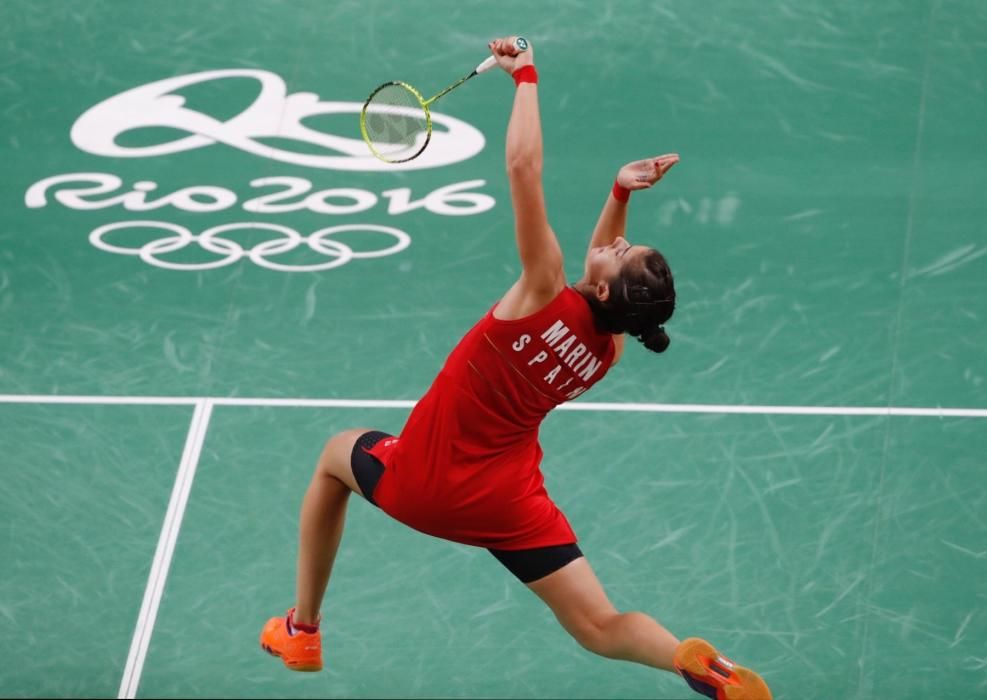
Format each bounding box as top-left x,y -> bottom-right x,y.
491,36 -> 564,299
585,154 -> 680,260
586,154 -> 678,364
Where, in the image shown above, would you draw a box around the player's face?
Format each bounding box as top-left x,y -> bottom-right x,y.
586,237 -> 648,287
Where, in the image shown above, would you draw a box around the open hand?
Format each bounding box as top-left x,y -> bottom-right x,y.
617,154 -> 680,191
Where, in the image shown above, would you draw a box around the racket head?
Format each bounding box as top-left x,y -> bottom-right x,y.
360,81 -> 432,163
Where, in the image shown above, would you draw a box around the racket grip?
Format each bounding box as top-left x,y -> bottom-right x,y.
476,36 -> 529,74
476,55 -> 499,74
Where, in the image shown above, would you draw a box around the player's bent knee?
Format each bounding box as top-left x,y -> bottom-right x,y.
566,613 -> 616,657
571,622 -> 608,656
318,428 -> 371,480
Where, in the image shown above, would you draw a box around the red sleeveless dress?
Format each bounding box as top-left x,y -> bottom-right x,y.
367,286 -> 615,550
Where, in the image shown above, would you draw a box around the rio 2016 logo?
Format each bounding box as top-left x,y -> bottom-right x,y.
26,69 -> 495,272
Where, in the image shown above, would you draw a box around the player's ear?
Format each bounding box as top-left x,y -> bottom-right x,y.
595,280 -> 610,303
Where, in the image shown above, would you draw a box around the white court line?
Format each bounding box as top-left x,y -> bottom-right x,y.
556,402 -> 987,418
117,399 -> 213,700
215,397 -> 416,409
1,394 -> 987,417
0,394 -> 198,405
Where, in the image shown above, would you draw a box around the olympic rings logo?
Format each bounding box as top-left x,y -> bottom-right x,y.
89,221 -> 410,272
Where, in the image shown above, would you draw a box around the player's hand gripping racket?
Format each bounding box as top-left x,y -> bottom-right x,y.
360,37 -> 529,163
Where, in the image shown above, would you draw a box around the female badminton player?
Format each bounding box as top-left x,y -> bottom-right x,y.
261,36 -> 772,700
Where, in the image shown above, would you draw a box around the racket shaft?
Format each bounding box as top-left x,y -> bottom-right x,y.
427,36 -> 528,104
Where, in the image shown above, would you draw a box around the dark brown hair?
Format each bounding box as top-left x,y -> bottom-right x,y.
584,248 -> 675,353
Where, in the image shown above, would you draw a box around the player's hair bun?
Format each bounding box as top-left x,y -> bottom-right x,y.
639,325 -> 670,353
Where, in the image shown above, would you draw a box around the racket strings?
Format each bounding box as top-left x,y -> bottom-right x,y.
363,83 -> 429,161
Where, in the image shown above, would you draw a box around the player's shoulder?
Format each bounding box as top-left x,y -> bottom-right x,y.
494,274 -> 567,321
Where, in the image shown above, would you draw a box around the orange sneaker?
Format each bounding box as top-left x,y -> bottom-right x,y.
674,638 -> 771,700
259,608 -> 323,672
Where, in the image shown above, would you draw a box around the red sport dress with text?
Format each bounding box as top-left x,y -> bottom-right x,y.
368,286 -> 616,549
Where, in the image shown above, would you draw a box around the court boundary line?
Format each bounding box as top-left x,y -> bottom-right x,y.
117,399 -> 214,700
1,394 -> 986,417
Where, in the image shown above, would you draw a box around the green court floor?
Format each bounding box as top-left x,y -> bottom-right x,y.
1,1 -> 985,698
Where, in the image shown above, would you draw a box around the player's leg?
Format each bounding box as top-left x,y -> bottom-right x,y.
525,555 -> 680,669
293,428 -> 373,624
525,555 -> 772,699
261,427 -> 383,672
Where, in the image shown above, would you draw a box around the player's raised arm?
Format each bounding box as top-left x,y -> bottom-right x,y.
585,154 -> 680,261
584,154 -> 678,364
489,36 -> 564,299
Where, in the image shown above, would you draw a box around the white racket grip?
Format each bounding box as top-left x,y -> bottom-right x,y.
476,55 -> 499,74
476,36 -> 529,74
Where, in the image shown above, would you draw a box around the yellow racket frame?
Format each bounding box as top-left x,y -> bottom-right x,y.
360,37 -> 528,163
360,81 -> 432,164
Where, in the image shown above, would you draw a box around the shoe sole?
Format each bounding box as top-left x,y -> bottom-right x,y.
674,638 -> 771,700
260,641 -> 323,672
